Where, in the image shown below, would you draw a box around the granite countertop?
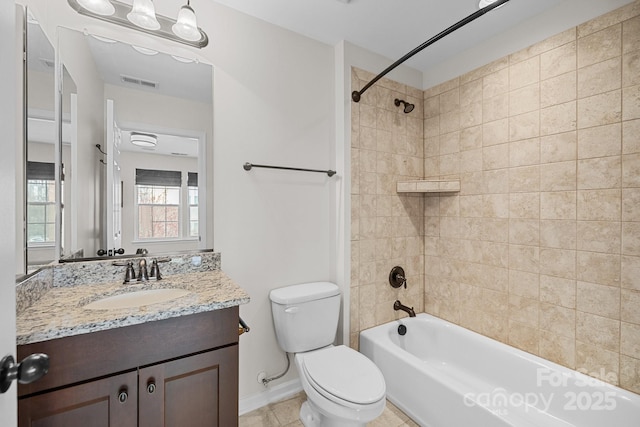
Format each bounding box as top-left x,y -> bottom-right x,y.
17,270 -> 250,345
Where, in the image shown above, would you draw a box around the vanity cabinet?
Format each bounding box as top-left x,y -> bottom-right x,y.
17,307 -> 239,427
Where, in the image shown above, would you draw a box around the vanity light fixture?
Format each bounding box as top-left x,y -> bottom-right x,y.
67,0 -> 208,48
127,0 -> 160,31
77,0 -> 115,16
130,132 -> 157,148
172,1 -> 200,42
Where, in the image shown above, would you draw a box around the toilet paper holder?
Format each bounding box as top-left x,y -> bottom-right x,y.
239,317 -> 250,336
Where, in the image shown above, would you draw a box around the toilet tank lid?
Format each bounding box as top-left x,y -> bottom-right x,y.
270,282 -> 339,305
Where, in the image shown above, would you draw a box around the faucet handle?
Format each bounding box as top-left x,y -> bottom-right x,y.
124,262 -> 136,283
149,259 -> 162,280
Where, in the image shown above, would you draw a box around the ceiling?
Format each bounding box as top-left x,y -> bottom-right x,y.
209,0 -> 619,74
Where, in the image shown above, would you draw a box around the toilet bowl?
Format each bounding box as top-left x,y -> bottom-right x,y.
269,282 -> 387,426
295,345 -> 386,427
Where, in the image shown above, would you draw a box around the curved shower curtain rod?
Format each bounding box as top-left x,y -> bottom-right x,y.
351,0 -> 512,103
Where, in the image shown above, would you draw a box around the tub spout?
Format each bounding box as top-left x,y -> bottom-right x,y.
394,300 -> 416,317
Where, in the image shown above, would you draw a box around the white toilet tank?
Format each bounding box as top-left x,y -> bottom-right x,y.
270,282 -> 341,353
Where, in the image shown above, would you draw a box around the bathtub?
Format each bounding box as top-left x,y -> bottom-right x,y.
360,313 -> 640,427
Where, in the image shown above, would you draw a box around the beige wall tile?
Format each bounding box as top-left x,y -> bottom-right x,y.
622,289 -> 640,324
509,244 -> 540,274
577,57 -> 622,98
623,51 -> 640,87
540,274 -> 576,308
620,355 -> 640,394
540,219 -> 577,249
439,131 -> 460,155
577,220 -> 621,253
540,331 -> 576,368
510,192 -> 540,219
577,156 -> 622,189
540,302 -> 576,338
576,341 -> 620,384
483,168 -> 510,193
623,222 -> 640,256
577,123 -> 622,159
510,138 -> 540,167
623,188 -> 640,221
541,101 -> 577,136
577,251 -> 621,287
509,268 -> 540,298
509,295 -> 539,327
460,125 -> 483,151
440,88 -> 460,114
623,153 -> 640,187
510,84 -> 540,116
483,118 -> 509,146
540,248 -> 576,280
576,311 -> 620,352
509,165 -> 540,193
483,68 -> 509,99
508,320 -> 539,354
577,25 -> 622,68
622,84 -> 640,120
577,189 -> 621,221
460,79 -> 483,107
577,281 -> 621,318
622,119 -> 640,154
621,321 -> 640,357
577,90 -> 622,129
540,161 -> 576,191
510,111 -> 540,141
460,101 -> 483,129
541,132 -> 577,163
483,93 -> 509,122
483,143 -> 509,170
509,219 -> 540,246
622,255 -> 640,291
481,193 -> 507,218
541,71 -> 576,108
623,15 -> 640,54
510,56 -> 540,90
541,191 -> 576,220
541,41 -> 576,80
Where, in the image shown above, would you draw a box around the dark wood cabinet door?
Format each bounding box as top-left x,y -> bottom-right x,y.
139,345 -> 239,427
18,371 -> 137,427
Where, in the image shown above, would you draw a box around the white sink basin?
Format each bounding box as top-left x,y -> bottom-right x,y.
84,288 -> 191,310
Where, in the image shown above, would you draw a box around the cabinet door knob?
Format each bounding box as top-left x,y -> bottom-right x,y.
147,381 -> 156,394
118,389 -> 128,403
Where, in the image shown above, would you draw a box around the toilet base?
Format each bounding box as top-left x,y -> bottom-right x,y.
299,399 -> 368,427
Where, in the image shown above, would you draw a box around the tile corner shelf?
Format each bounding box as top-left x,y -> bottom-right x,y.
396,180 -> 460,193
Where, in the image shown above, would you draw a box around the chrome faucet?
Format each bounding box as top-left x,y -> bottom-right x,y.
394,300 -> 416,317
137,258 -> 149,281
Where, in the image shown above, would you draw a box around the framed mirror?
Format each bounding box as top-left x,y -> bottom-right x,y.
22,9 -> 57,275
56,27 -> 212,262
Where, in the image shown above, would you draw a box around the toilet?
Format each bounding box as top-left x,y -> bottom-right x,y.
270,282 -> 386,427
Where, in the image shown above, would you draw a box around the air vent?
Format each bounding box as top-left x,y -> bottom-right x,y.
171,152 -> 188,156
120,74 -> 159,89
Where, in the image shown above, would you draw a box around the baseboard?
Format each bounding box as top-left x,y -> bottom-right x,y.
238,378 -> 303,415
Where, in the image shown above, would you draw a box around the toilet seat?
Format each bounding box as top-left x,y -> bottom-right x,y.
300,345 -> 385,408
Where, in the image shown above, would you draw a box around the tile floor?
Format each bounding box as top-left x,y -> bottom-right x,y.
239,392 -> 419,427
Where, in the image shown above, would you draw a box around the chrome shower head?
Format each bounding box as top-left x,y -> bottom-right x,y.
394,98 -> 415,114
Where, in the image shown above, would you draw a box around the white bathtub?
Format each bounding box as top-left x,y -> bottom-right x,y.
360,313 -> 640,427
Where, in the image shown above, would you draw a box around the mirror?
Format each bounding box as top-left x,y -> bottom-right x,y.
22,9 -> 57,275
56,27 -> 212,261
